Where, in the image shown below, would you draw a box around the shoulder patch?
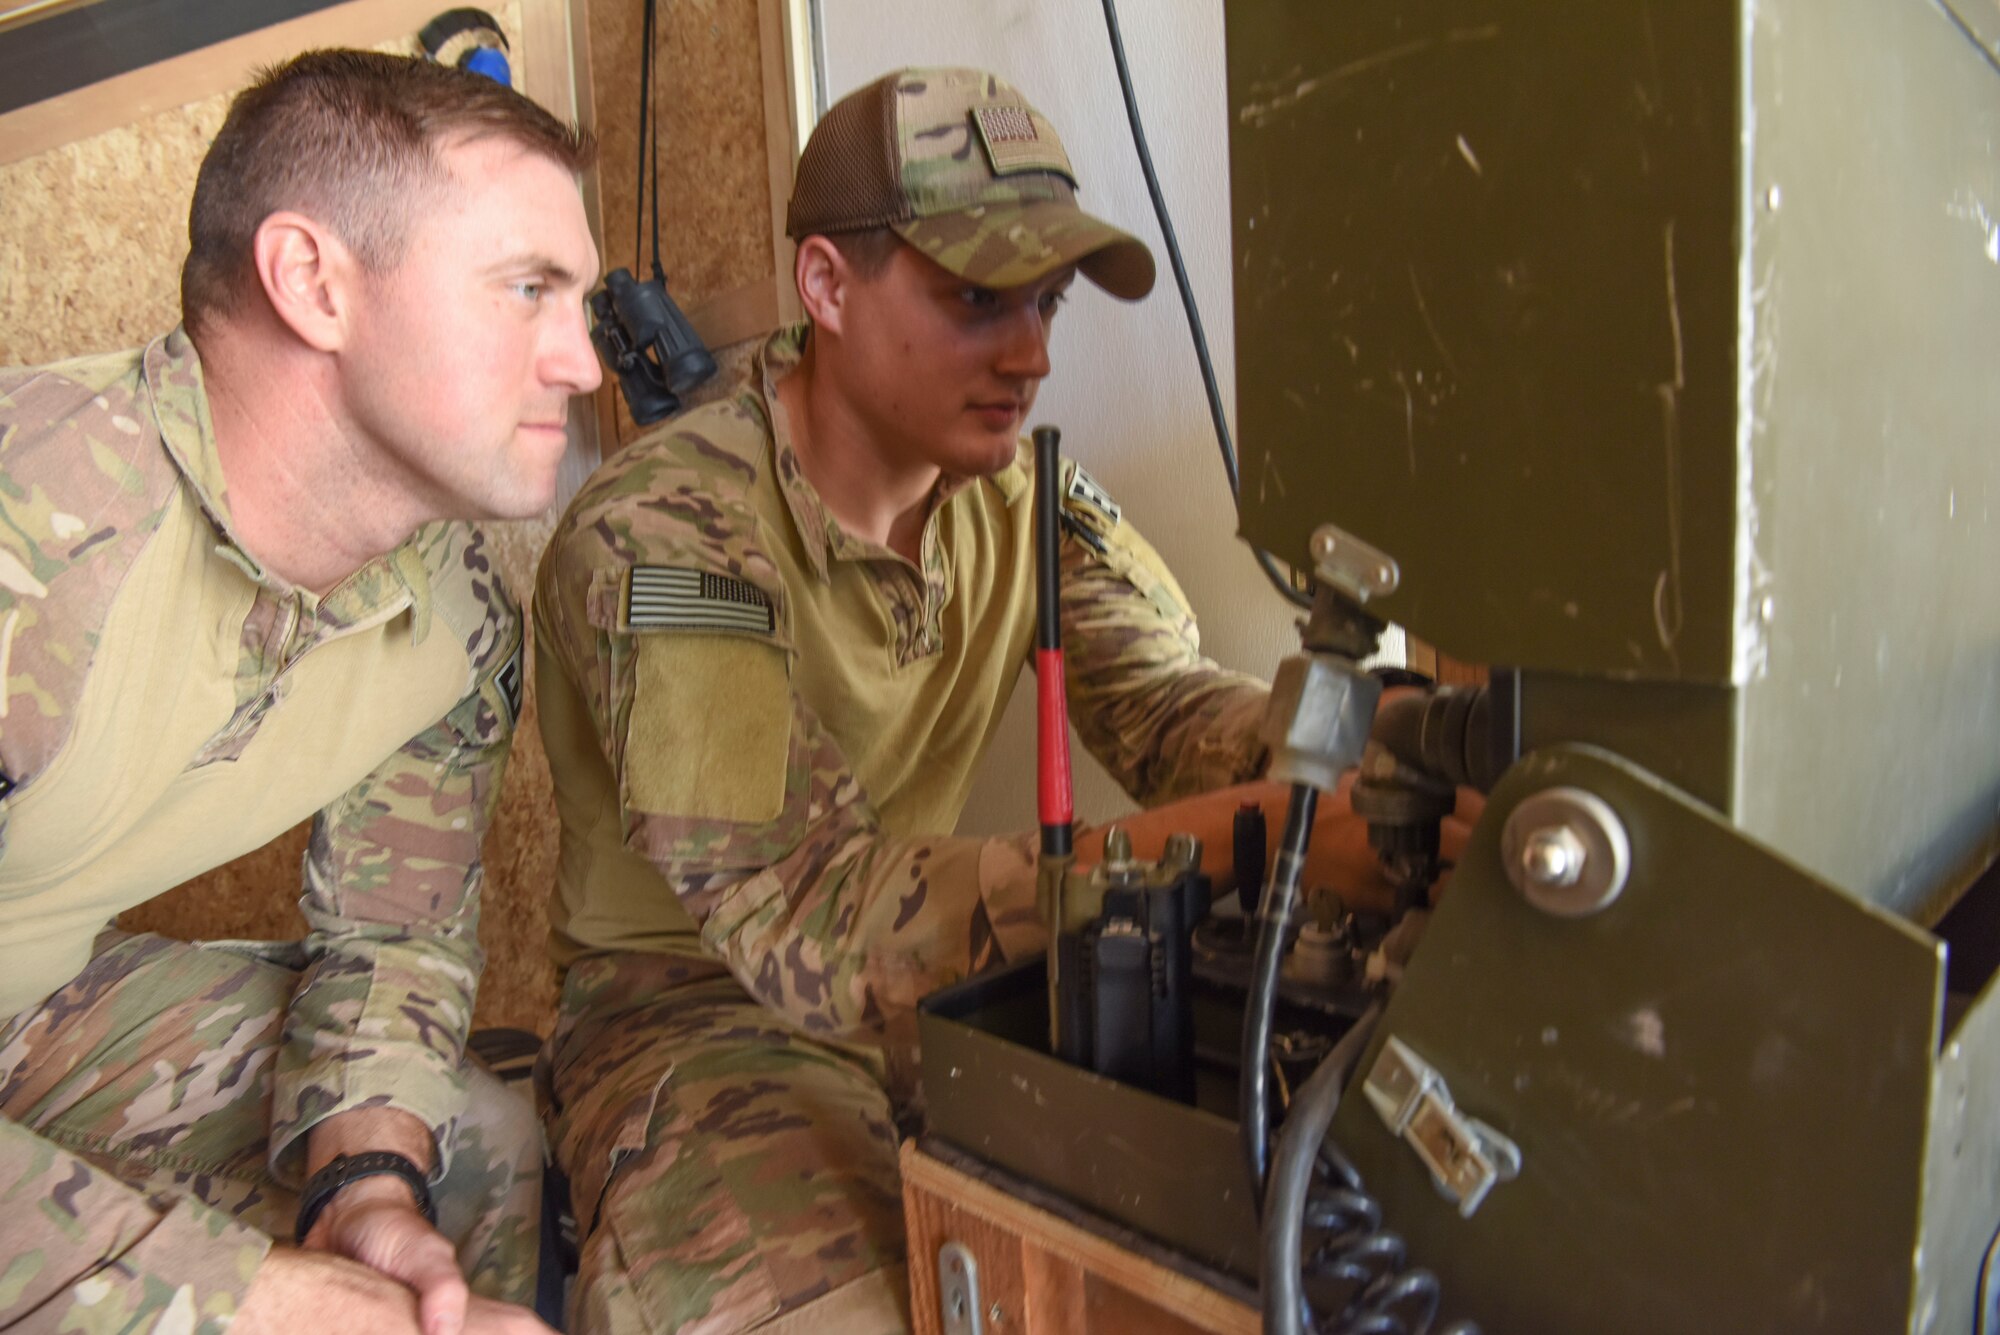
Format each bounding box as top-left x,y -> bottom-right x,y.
625,566 -> 775,635
1065,463 -> 1121,527
494,638 -> 525,726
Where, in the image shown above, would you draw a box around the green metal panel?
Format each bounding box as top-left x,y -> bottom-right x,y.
1918,964 -> 2000,1331
917,959 -> 1264,1276
1516,671 -> 1738,812
1730,0 -> 2000,919
1226,1 -> 1742,683
1331,746 -> 1946,1333
1227,0 -> 2000,918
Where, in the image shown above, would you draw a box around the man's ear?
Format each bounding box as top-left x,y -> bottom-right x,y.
250,211 -> 352,353
794,235 -> 851,335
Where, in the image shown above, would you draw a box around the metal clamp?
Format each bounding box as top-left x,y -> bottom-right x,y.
1309,524 -> 1400,603
1364,1035 -> 1521,1217
938,1240 -> 984,1334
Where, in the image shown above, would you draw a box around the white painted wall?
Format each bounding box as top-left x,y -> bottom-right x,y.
817,0 -> 1305,834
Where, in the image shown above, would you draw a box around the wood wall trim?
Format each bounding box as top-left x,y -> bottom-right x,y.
518,0 -> 573,118
519,0 -> 603,483
0,0 -> 108,39
565,0 -> 623,463
757,0 -> 802,326
0,0 -> 448,165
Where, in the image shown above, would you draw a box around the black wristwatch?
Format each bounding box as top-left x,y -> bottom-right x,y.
295,1151 -> 437,1241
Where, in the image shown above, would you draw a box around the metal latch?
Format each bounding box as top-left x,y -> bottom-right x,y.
1364,1035 -> 1521,1217
938,1240 -> 984,1335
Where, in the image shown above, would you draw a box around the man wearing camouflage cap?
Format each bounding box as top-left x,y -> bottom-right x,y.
0,51 -> 600,1335
534,67 -> 1405,1332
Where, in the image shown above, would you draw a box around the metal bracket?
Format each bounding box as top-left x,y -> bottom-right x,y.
1309,523 -> 1400,603
1364,1035 -> 1522,1217
938,1240 -> 985,1335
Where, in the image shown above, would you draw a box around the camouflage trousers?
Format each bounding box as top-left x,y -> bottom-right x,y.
0,931 -> 543,1331
539,953 -> 914,1335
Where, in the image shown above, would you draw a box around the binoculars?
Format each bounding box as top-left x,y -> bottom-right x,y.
588,267 -> 716,425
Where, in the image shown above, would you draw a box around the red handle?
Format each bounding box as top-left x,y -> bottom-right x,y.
1037,648 -> 1074,828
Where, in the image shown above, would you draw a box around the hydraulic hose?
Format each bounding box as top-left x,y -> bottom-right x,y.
1239,780 -> 1318,1204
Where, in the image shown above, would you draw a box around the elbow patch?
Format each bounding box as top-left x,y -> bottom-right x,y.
624,633 -> 791,823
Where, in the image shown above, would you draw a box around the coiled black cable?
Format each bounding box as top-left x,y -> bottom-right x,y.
1266,1005 -> 1480,1335
1098,0 -> 1312,611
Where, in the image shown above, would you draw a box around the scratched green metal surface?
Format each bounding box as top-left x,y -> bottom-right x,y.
1331,746 -> 1945,1333
1227,0 -> 2000,918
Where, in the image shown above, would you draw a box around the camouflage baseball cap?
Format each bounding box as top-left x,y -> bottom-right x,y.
787,68 -> 1156,300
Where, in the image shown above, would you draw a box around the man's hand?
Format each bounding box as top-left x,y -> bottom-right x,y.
302,1175 -> 473,1335
298,1106 -> 504,1335
233,1247 -> 553,1335
1294,773 -> 1484,914
1076,773 -> 1484,916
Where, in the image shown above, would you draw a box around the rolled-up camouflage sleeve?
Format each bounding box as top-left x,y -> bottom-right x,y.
269,605 -> 521,1184
1055,475 -> 1271,806
0,1117 -> 270,1332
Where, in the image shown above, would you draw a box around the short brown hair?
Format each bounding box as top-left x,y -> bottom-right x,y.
825,227 -> 903,280
181,49 -> 594,336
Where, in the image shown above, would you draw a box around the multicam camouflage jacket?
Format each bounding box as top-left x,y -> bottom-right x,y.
535,324 -> 1269,1039
0,330 -> 523,1313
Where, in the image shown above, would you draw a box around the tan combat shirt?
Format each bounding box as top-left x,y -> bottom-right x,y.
0,331 -> 522,1313
536,325 -> 1268,1037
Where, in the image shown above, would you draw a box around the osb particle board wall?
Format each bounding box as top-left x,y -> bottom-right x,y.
586,0 -> 800,448
0,0 -> 797,1033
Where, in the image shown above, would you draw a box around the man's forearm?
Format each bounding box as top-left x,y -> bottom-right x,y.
306,1106 -> 438,1178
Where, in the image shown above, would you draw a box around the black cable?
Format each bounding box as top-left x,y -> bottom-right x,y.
633,0 -> 653,269
1263,1001 -> 1382,1335
645,0 -> 663,282
1097,0 -> 1312,611
1239,780 -> 1317,1205
1267,1019 -> 1483,1335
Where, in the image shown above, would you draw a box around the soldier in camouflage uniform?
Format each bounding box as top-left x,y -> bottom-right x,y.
534,69 -> 1291,1334
0,51 -> 600,1335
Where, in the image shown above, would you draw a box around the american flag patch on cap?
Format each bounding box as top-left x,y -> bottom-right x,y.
626,566 -> 775,634
971,103 -> 1075,180
976,104 -> 1038,143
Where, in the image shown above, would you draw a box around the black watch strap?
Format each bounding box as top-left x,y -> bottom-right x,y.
295,1151 -> 437,1241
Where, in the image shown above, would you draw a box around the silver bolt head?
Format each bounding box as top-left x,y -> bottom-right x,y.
1521,825 -> 1586,887
1103,826 -> 1134,865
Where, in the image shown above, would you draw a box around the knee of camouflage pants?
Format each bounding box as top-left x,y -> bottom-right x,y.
0,932 -> 546,1306
545,953 -> 913,1335
436,1061 -> 547,1303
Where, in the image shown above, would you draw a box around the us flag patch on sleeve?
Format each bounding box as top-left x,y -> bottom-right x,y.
625,566 -> 775,635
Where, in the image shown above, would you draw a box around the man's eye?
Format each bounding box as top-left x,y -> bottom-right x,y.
1039,289 -> 1070,317
512,280 -> 546,303
959,285 -> 998,310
